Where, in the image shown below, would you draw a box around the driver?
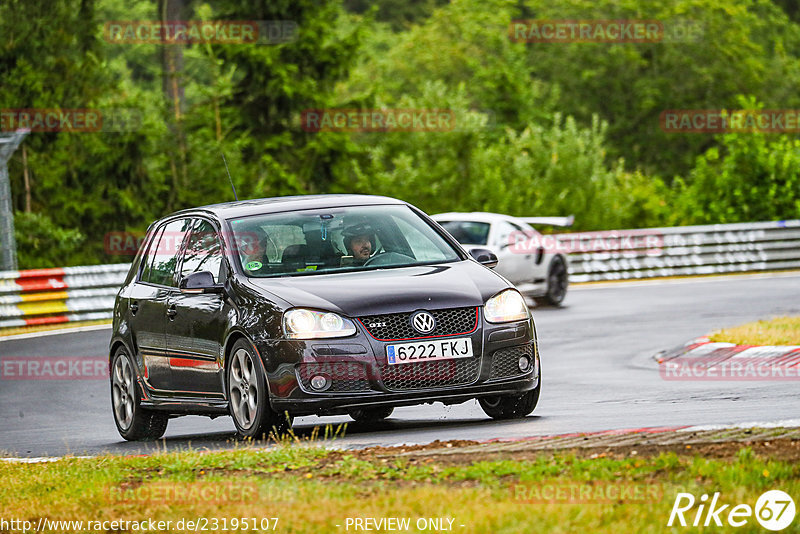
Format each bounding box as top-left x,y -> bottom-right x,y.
240,226 -> 271,271
342,221 -> 375,265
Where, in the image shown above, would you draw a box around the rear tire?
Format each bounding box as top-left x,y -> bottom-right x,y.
479,381 -> 540,420
227,339 -> 293,440
348,406 -> 394,423
111,347 -> 168,441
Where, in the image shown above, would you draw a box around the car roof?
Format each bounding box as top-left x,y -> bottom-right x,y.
432,211 -> 526,225
163,194 -> 408,221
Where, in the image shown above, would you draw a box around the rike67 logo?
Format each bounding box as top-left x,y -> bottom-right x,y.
669,490 -> 796,531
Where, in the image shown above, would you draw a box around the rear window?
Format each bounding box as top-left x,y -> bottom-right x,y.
438,221 -> 491,246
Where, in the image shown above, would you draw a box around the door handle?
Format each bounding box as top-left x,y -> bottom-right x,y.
130,301 -> 139,315
167,305 -> 177,319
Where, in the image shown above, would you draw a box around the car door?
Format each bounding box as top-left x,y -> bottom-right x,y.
165,218 -> 226,397
491,220 -> 531,284
130,218 -> 191,391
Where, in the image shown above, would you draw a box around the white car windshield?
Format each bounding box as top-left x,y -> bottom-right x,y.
229,205 -> 461,277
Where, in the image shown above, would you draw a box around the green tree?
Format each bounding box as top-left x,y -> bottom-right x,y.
344,81 -> 669,230
521,0 -> 800,178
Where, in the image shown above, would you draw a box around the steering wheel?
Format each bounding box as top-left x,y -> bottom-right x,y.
364,251 -> 415,267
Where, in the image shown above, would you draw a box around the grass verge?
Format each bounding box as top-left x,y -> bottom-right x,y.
709,316 -> 800,345
1,441 -> 798,533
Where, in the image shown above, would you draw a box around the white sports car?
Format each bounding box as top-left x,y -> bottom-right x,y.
432,212 -> 570,305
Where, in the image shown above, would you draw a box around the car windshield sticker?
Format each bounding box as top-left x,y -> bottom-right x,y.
297,265 -> 317,272
245,261 -> 262,270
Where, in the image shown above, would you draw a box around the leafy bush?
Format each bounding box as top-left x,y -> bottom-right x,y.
13,212 -> 86,269
674,130 -> 800,224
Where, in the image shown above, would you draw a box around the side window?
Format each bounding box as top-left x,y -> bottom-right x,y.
392,216 -> 450,261
507,221 -> 528,245
181,219 -> 223,284
142,218 -> 192,287
139,225 -> 165,283
493,221 -> 518,248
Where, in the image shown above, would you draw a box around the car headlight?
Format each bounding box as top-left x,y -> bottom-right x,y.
283,309 -> 357,339
484,289 -> 529,323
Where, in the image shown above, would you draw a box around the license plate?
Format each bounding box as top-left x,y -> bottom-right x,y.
386,337 -> 473,365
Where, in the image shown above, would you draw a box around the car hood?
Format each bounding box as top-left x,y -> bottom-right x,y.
246,260 -> 510,316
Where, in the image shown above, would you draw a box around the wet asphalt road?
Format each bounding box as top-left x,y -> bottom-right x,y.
1,272 -> 799,458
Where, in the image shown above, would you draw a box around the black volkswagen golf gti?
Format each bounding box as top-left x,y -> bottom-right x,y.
110,195 -> 541,440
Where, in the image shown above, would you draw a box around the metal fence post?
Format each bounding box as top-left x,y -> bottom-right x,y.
0,130 -> 29,271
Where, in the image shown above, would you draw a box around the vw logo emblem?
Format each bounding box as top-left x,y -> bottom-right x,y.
411,311 -> 436,334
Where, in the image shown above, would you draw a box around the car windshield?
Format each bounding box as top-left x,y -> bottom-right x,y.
228,205 -> 462,277
437,220 -> 491,245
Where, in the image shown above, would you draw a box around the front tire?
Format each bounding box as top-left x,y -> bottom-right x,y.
538,255 -> 568,306
111,347 -> 168,441
227,339 -> 292,439
479,381 -> 541,420
348,406 -> 394,423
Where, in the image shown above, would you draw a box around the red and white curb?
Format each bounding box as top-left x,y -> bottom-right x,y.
653,337 -> 800,380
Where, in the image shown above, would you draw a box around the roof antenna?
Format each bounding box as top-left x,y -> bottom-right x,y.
222,153 -> 238,201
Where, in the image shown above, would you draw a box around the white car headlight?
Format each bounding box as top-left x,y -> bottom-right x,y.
283,309 -> 357,339
484,289 -> 529,323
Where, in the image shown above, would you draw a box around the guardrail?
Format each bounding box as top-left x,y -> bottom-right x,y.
0,264 -> 129,330
555,220 -> 800,283
0,219 -> 798,333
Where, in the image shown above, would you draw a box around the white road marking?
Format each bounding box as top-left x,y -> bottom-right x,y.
571,270 -> 800,290
678,420 -> 800,432
0,456 -> 91,463
0,323 -> 111,342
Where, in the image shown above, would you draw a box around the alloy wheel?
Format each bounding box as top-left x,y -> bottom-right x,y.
112,355 -> 135,430
229,347 -> 259,430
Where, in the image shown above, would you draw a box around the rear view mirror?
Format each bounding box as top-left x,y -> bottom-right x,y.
469,248 -> 498,269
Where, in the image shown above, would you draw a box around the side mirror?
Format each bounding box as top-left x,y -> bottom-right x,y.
469,248 -> 498,269
180,271 -> 223,294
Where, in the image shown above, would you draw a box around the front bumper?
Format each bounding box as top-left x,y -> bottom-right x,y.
257,313 -> 539,417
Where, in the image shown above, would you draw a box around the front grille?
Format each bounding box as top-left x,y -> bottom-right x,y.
380,357 -> 481,391
296,362 -> 370,393
359,307 -> 477,341
489,344 -> 534,380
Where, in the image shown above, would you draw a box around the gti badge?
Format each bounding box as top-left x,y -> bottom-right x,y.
410,311 -> 435,334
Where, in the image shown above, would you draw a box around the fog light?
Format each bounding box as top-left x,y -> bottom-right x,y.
310,375 -> 330,391
518,356 -> 531,372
